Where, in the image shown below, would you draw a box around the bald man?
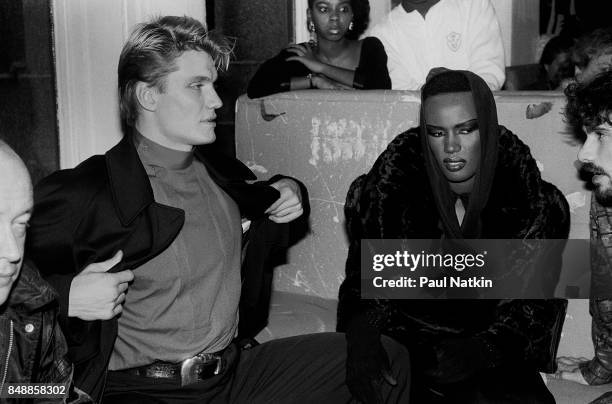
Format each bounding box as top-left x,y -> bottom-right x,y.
0,141 -> 74,400
0,143 -> 122,401
0,143 -> 32,305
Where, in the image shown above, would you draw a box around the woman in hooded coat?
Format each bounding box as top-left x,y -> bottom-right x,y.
338,69 -> 570,403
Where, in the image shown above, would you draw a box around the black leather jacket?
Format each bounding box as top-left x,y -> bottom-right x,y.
581,198 -> 612,385
0,262 -> 72,403
581,298 -> 612,385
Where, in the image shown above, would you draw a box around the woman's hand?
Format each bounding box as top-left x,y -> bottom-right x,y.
286,42 -> 324,74
312,74 -> 352,90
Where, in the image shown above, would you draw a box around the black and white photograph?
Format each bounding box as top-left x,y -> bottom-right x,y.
1,0 -> 612,402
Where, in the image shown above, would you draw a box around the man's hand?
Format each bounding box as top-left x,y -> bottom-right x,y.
266,178 -> 304,223
346,324 -> 397,404
68,251 -> 134,321
556,356 -> 590,385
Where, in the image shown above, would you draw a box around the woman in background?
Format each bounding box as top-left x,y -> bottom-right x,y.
247,0 -> 391,98
527,34 -> 576,90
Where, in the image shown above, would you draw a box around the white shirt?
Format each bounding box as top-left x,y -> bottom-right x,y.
370,0 -> 505,90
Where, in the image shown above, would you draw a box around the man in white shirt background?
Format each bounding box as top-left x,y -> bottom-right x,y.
370,0 -> 506,90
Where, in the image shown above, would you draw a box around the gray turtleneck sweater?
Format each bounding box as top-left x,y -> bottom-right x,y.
109,133 -> 242,370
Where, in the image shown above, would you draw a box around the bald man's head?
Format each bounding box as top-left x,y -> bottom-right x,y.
0,141 -> 33,306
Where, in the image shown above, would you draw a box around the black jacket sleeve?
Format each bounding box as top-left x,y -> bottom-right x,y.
247,48 -> 311,98
26,168 -> 98,354
337,175 -> 392,334
353,37 -> 392,90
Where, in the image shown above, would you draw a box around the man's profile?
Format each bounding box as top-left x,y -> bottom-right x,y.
557,72 -> 612,404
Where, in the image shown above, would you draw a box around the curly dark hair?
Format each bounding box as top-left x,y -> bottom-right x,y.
564,71 -> 612,142
307,0 -> 370,40
573,27 -> 612,69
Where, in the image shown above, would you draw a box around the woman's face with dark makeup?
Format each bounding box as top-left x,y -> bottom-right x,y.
424,91 -> 481,193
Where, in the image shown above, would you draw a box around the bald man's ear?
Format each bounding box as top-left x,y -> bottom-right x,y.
135,82 -> 158,112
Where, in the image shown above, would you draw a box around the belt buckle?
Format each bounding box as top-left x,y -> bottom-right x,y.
180,353 -> 222,386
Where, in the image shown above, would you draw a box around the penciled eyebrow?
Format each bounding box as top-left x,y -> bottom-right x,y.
426,119 -> 478,130
315,1 -> 350,6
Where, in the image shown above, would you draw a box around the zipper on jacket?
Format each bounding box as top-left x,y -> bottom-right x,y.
0,320 -> 14,396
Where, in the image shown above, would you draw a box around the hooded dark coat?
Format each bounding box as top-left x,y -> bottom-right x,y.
337,70 -> 570,402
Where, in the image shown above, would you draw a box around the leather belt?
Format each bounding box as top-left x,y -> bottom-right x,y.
118,351 -> 225,386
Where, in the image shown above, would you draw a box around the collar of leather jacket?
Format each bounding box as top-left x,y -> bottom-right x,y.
4,261 -> 57,314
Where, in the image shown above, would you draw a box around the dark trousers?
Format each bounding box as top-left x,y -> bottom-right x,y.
103,332 -> 410,403
411,365 -> 555,404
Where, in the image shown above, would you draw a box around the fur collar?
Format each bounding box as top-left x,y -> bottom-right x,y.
348,126 -> 570,241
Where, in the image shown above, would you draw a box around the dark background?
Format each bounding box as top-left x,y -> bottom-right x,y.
0,0 -> 58,185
